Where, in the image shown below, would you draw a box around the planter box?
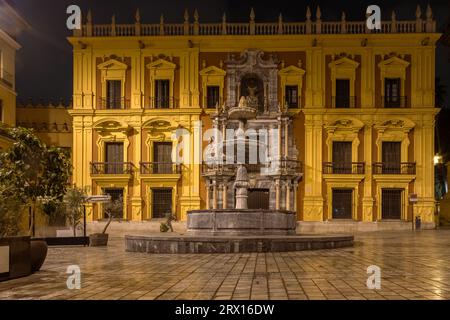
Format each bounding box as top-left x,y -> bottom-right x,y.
89,233 -> 108,246
0,236 -> 31,282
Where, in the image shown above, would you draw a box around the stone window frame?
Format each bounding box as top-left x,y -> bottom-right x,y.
325,178 -> 361,221
378,56 -> 410,103
278,65 -> 305,111
199,65 -> 226,112
328,57 -> 360,108
97,59 -> 128,106
146,58 -> 177,103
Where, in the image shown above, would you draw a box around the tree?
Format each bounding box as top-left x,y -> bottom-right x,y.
63,186 -> 86,236
102,196 -> 123,234
0,127 -> 72,236
0,185 -> 23,237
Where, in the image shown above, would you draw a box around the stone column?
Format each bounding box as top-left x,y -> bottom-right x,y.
284,119 -> 289,159
293,182 -> 298,212
277,118 -> 282,159
222,182 -> 227,209
206,182 -> 210,210
275,179 -> 280,210
285,181 -> 291,211
212,182 -> 218,209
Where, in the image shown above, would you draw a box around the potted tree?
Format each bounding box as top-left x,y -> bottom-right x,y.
63,186 -> 86,237
89,196 -> 123,246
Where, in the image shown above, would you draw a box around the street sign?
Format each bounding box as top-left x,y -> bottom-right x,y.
83,195 -> 111,203
409,193 -> 418,203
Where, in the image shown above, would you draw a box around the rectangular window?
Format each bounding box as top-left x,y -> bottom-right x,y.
335,79 -> 350,108
332,141 -> 352,173
332,189 -> 353,219
206,86 -> 220,108
382,142 -> 401,174
152,188 -> 172,218
285,85 -> 299,108
384,78 -> 401,108
381,189 -> 402,219
153,142 -> 172,173
103,188 -> 124,219
105,142 -> 124,174
106,80 -> 122,109
155,80 -> 170,108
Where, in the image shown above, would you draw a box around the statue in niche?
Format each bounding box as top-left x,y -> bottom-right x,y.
239,75 -> 264,112
246,85 -> 259,109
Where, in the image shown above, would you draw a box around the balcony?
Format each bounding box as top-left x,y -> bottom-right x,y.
140,162 -> 181,174
97,97 -> 130,109
332,96 -> 356,108
0,69 -> 13,89
382,96 -> 407,108
146,97 -> 179,109
323,162 -> 365,174
90,162 -> 134,175
373,162 -> 416,174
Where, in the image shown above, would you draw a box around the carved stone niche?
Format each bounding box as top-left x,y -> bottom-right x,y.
225,49 -> 279,113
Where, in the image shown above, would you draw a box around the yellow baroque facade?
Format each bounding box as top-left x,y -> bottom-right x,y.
67,7 -> 440,230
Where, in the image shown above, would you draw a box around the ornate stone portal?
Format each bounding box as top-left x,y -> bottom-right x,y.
187,49 -> 303,236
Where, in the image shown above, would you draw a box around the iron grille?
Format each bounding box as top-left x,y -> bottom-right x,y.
152,188 -> 172,218
381,189 -> 403,219
332,189 -> 353,219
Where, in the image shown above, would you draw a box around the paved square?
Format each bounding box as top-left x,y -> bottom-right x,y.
1,230 -> 450,300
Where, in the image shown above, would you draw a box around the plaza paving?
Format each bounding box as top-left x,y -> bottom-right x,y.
1,230 -> 450,300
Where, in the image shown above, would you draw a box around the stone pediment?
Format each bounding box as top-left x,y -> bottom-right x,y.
278,65 -> 305,76
146,58 -> 176,70
199,66 -> 226,76
378,56 -> 410,69
328,57 -> 359,70
97,58 -> 128,70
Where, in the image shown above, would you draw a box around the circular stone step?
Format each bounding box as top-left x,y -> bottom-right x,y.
124,234 -> 354,254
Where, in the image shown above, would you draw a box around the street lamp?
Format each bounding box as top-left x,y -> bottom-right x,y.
81,195 -> 111,237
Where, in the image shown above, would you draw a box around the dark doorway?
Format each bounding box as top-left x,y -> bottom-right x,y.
384,78 -> 401,107
152,188 -> 172,218
332,189 -> 353,219
248,188 -> 269,210
153,142 -> 173,173
382,142 -> 401,174
105,142 -> 124,174
382,189 -> 402,219
335,79 -> 350,108
332,141 -> 352,173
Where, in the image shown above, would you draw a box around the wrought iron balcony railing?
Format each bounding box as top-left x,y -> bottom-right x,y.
373,162 -> 416,174
323,162 -> 365,174
97,97 -> 130,109
140,162 -> 181,174
146,97 -> 179,109
91,162 -> 133,174
332,96 -> 356,108
382,96 -> 407,108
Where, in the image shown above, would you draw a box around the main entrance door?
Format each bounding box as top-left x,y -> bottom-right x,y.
247,189 -> 269,210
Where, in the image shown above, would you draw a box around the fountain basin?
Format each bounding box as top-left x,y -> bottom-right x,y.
187,209 -> 296,236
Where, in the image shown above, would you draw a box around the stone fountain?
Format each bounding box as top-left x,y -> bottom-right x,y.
125,50 -> 354,253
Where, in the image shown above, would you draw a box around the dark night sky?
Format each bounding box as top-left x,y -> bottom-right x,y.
7,0 -> 450,105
